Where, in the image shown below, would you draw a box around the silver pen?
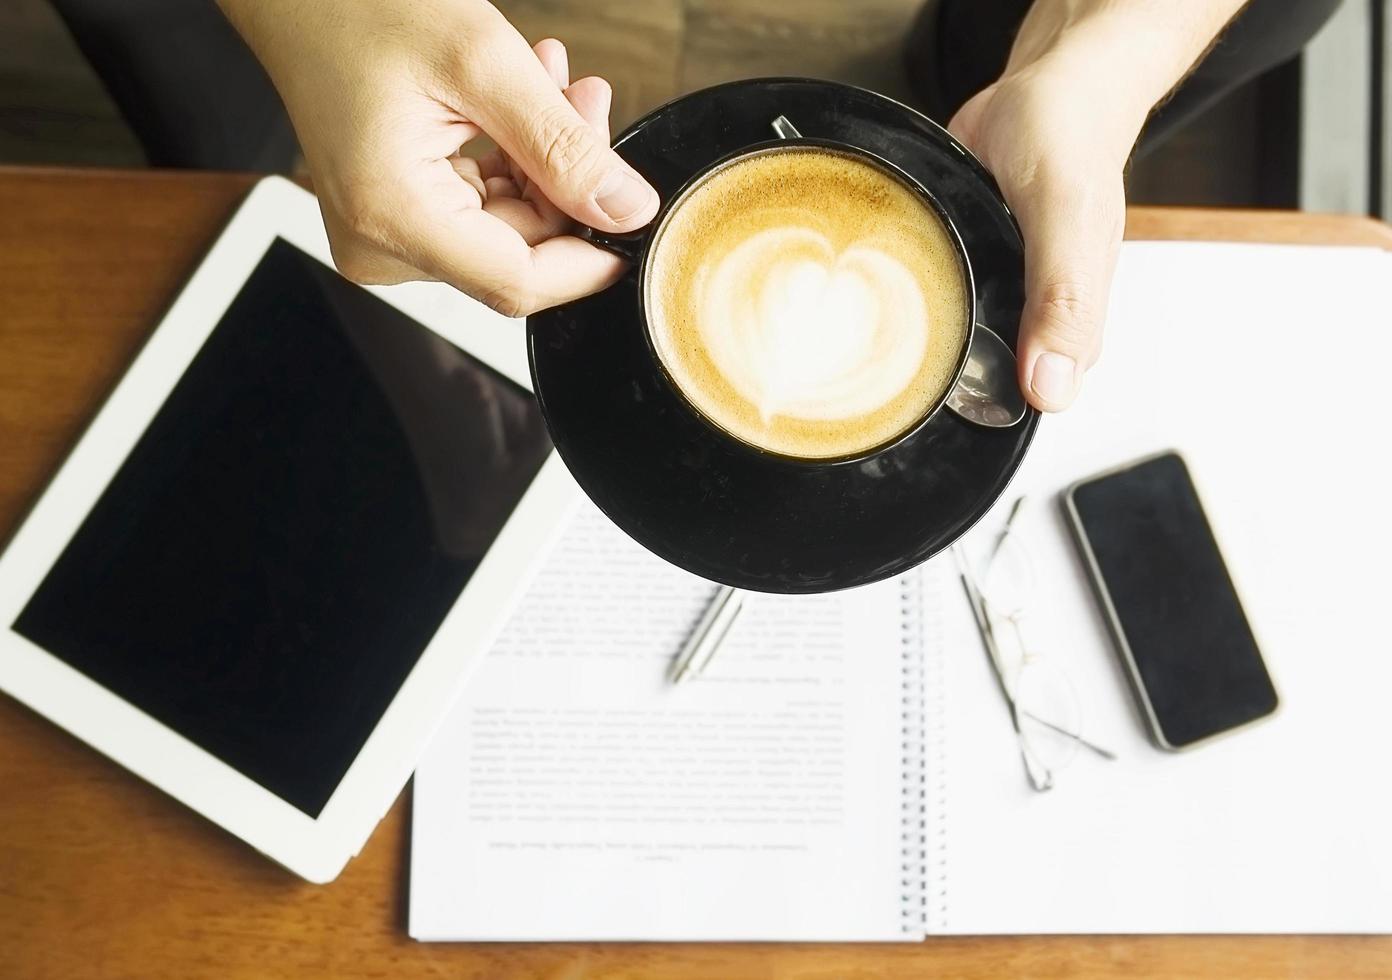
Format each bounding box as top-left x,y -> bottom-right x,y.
669,585 -> 744,684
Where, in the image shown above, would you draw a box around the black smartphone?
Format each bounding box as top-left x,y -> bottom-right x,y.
1061,451 -> 1278,750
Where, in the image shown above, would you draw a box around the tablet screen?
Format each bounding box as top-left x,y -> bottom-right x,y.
14,239 -> 551,817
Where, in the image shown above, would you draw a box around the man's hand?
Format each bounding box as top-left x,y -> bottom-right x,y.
218,0 -> 659,317
948,0 -> 1247,411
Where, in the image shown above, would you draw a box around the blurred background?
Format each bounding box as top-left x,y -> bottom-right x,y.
2,0 -> 1387,217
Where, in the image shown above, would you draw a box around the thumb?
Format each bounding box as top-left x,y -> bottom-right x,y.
1011,171 -> 1124,412
466,31 -> 658,232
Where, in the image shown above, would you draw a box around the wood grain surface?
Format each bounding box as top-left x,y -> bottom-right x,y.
1,167 -> 1390,980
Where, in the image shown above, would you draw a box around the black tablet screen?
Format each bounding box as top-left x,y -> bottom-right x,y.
13,238 -> 550,816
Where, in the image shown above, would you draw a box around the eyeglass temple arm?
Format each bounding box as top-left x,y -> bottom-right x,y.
1019,709 -> 1118,761
987,495 -> 1030,566
954,549 -> 1015,707
954,547 -> 1054,792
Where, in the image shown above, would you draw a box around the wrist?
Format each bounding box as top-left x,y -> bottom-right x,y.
214,0 -> 257,36
215,0 -> 276,69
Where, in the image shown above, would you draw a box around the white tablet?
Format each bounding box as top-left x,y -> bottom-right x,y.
0,176 -> 577,882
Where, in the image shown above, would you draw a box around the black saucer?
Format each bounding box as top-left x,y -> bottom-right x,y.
527,78 -> 1039,593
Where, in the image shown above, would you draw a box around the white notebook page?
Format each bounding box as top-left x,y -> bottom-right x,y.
937,242 -> 1392,934
410,503 -> 914,941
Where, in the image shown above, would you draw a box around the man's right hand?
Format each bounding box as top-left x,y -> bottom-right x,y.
945,0 -> 1248,413
217,0 -> 659,316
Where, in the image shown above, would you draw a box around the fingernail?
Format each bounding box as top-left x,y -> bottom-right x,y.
1030,352 -> 1078,407
595,168 -> 652,223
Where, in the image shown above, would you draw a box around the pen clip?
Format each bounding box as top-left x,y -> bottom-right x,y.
669,585 -> 744,684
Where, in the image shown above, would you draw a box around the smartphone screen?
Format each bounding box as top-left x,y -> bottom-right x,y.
1065,452 -> 1277,748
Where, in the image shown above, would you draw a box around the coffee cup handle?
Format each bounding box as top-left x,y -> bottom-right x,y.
580,227 -> 651,264
582,114 -> 803,264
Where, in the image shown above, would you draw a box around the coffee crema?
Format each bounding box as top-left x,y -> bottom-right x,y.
645,146 -> 970,460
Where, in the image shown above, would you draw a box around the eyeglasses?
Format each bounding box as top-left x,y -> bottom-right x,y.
952,497 -> 1115,791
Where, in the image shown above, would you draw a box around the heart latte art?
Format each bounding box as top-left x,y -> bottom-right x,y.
700,229 -> 930,423
647,148 -> 969,460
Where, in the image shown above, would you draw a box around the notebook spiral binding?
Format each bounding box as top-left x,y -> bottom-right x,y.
899,568 -> 948,936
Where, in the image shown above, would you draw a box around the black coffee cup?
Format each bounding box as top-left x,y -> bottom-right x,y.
584,117 -> 987,463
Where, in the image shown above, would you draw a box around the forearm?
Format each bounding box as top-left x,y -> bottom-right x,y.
1006,1 -> 1250,138
213,0 -> 273,58
214,0 -> 308,102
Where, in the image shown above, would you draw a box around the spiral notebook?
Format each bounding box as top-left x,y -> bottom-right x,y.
409,242 -> 1392,941
409,499 -> 948,941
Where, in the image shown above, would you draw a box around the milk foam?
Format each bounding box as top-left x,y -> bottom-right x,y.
699,227 -> 930,423
646,147 -> 969,459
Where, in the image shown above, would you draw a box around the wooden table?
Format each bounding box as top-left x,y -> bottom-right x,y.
2,167 -> 1391,980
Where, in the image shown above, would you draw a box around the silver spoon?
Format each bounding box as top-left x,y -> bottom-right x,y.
946,323 -> 1028,428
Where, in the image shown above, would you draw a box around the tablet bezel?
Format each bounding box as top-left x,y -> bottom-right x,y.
0,176 -> 577,882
